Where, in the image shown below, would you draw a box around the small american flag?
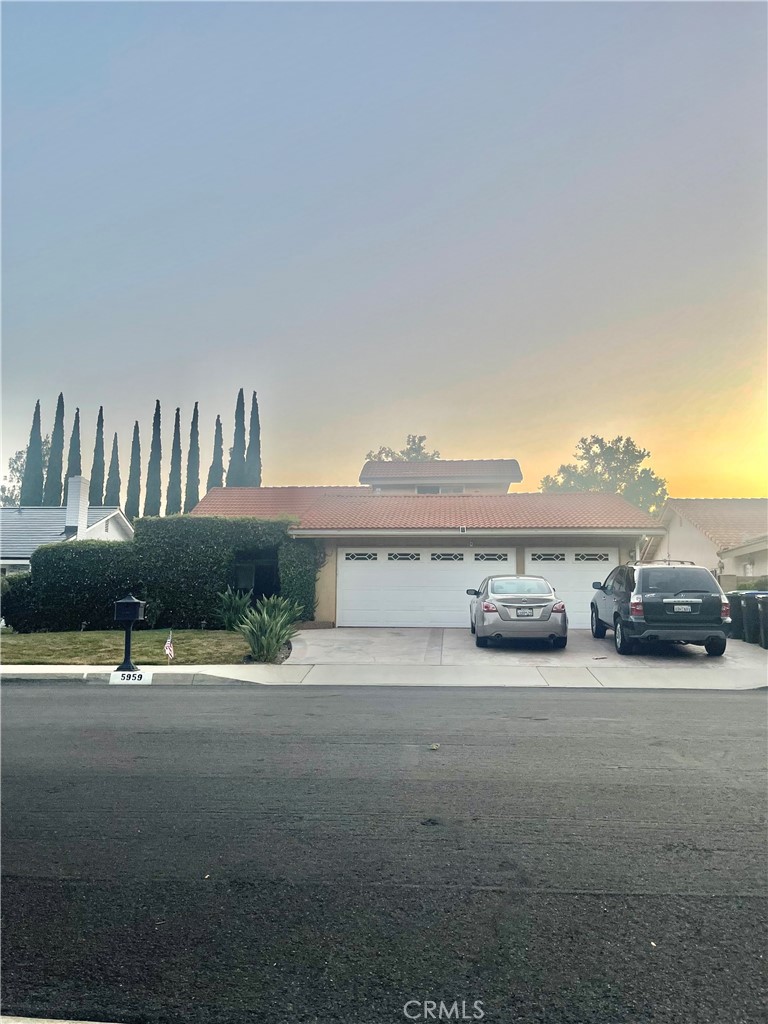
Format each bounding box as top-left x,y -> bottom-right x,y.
164,632 -> 174,660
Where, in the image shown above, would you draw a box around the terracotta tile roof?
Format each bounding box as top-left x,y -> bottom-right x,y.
359,459 -> 522,483
190,488 -> 658,531
664,498 -> 768,552
189,486 -> 366,519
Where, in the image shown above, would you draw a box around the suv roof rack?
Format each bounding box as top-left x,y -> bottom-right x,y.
627,559 -> 697,566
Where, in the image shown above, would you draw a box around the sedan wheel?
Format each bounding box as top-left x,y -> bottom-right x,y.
552,636 -> 567,649
475,634 -> 489,648
591,606 -> 607,639
614,619 -> 634,655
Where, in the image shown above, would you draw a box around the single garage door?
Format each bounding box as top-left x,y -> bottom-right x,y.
524,548 -> 618,629
337,547 -> 517,627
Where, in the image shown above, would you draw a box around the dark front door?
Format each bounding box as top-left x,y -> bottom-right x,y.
233,549 -> 280,602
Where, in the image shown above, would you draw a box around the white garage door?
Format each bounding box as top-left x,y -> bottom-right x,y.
524,548 -> 618,629
336,548 -> 517,627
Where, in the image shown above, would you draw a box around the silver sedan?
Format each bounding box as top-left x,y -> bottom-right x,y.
466,575 -> 568,649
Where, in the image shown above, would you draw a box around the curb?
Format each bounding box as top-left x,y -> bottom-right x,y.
1,664 -> 765,689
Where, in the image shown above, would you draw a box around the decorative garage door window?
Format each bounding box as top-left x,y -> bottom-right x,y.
344,552 -> 378,561
531,552 -> 565,562
574,552 -> 610,562
431,553 -> 464,561
388,552 -> 420,561
474,553 -> 508,561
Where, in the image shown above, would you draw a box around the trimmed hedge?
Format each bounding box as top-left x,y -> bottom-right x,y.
1,572 -> 39,633
23,542 -> 140,632
3,516 -> 326,632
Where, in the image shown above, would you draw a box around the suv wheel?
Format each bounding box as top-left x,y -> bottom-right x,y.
475,634 -> 489,648
591,606 -> 607,639
705,638 -> 727,657
614,620 -> 635,655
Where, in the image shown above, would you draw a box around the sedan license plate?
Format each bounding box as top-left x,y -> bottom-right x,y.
516,607 -> 534,617
673,604 -> 692,613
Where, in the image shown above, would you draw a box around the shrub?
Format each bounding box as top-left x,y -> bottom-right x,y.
215,585 -> 253,630
13,517 -> 326,632
236,595 -> 303,663
133,516 -> 294,627
1,572 -> 39,633
737,576 -> 768,590
278,538 -> 327,620
28,542 -> 141,632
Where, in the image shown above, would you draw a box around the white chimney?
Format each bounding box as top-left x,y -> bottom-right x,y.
64,476 -> 90,538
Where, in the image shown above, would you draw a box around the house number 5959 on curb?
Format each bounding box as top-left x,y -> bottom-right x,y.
109,671 -> 153,685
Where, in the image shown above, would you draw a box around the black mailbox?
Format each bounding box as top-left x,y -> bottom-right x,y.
114,594 -> 146,672
114,595 -> 146,623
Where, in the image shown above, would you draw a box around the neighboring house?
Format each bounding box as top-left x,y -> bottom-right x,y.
642,498 -> 768,585
359,458 -> 522,494
0,476 -> 134,574
192,485 -> 663,629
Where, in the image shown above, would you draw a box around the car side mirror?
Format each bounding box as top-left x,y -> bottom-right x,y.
592,582 -> 603,590
466,589 -> 478,596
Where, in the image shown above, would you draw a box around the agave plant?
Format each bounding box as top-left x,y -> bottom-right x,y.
215,585 -> 254,631
236,594 -> 303,663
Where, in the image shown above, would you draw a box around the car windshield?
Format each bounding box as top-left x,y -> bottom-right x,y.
489,578 -> 553,596
640,568 -> 719,593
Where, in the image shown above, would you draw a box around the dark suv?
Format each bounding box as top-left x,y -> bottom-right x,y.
590,560 -> 731,656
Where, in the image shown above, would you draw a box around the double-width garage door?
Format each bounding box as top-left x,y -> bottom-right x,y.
336,546 -> 618,628
336,548 -> 516,627
523,548 -> 618,629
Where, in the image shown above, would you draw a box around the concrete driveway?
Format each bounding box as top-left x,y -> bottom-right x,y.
291,627 -> 768,671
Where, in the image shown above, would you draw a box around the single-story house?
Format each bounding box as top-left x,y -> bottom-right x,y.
642,498 -> 768,585
0,475 -> 134,574
191,477 -> 663,629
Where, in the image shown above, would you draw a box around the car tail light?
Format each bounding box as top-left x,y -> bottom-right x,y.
721,599 -> 730,619
630,594 -> 644,618
482,601 -> 498,613
552,601 -> 566,613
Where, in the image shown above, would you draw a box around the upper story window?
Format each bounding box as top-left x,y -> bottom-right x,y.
415,485 -> 465,494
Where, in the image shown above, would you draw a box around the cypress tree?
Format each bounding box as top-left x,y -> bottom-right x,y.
62,408 -> 82,504
245,391 -> 262,487
105,433 -> 121,506
125,422 -> 141,521
226,388 -> 247,486
143,400 -> 162,516
165,408 -> 183,515
43,392 -> 65,506
184,402 -> 200,512
206,415 -> 224,491
88,406 -> 106,506
20,400 -> 45,506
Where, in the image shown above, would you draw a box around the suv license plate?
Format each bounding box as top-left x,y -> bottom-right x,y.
673,605 -> 692,613
516,608 -> 534,617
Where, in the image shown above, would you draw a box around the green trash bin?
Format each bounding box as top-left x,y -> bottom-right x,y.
756,595 -> 768,650
727,591 -> 744,640
740,592 -> 768,644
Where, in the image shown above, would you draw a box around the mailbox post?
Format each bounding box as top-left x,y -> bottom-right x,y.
114,594 -> 146,672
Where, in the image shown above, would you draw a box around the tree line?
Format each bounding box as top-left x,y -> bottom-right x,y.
2,389 -> 262,518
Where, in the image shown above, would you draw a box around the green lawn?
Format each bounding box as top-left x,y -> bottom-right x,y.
1,629 -> 250,665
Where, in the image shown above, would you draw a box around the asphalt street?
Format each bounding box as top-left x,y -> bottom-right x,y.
2,684 -> 767,1024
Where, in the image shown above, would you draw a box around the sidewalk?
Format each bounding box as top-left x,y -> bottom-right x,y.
2,629 -> 766,690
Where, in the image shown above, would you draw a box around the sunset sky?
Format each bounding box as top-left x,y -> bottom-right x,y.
3,2 -> 766,501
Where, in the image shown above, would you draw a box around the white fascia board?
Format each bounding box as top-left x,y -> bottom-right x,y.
289,527 -> 666,538
717,536 -> 768,558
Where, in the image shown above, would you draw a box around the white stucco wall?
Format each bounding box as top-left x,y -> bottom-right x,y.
656,515 -> 719,571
